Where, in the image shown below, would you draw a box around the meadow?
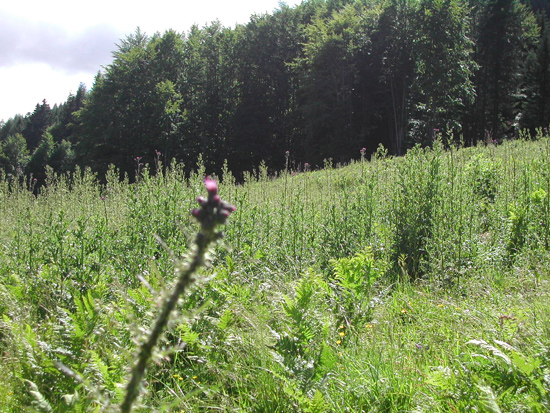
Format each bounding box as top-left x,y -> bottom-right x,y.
1,135 -> 550,412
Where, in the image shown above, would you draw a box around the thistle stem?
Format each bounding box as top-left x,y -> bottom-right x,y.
121,176 -> 234,413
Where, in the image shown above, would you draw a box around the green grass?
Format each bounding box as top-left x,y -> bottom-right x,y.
1,136 -> 550,412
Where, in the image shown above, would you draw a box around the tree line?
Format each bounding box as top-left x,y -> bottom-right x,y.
1,0 -> 549,183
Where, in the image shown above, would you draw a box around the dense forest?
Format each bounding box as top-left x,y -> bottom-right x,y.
1,0 -> 549,182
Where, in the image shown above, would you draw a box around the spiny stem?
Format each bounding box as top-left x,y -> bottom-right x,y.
121,177 -> 234,413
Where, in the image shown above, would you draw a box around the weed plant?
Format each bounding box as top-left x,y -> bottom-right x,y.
0,137 -> 549,411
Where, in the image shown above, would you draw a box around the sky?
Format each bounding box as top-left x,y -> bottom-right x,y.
0,0 -> 301,123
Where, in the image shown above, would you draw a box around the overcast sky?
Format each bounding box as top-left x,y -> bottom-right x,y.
0,0 -> 301,123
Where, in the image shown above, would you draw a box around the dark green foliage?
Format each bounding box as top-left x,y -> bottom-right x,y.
372,0 -> 418,155
229,6 -> 304,172
0,0 -> 547,184
464,0 -> 538,145
295,2 -> 381,164
49,84 -> 87,143
522,14 -> 550,131
26,133 -> 55,186
48,140 -> 76,175
76,29 -> 188,179
0,133 -> 29,177
23,100 -> 52,152
410,0 -> 476,144
0,114 -> 26,142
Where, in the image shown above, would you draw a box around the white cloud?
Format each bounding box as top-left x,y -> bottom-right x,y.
0,16 -> 120,72
0,0 -> 301,122
0,64 -> 96,119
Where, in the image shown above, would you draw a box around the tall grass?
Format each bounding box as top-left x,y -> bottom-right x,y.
1,137 -> 549,411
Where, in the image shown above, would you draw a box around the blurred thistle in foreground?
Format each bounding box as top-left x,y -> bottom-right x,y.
121,177 -> 235,413
192,176 -> 237,230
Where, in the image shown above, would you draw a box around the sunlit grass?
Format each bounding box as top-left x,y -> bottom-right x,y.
0,136 -> 549,411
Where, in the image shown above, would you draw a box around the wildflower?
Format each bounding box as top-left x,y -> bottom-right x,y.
336,340 -> 342,345
191,177 -> 236,228
366,323 -> 374,328
400,309 -> 408,314
204,176 -> 217,194
121,177 -> 235,413
192,376 -> 198,380
360,147 -> 367,156
339,331 -> 345,337
437,304 -> 444,308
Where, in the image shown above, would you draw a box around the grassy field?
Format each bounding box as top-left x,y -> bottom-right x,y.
1,136 -> 550,412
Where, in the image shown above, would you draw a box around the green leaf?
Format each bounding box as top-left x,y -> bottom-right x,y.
25,380 -> 53,413
477,384 -> 502,413
467,339 -> 511,366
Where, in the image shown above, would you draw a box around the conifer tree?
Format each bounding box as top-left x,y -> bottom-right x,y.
521,14 -> 550,131
465,0 -> 538,144
23,100 -> 52,151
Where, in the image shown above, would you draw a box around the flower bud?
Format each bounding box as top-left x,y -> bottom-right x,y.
204,177 -> 218,194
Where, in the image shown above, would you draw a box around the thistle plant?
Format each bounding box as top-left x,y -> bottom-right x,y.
120,177 -> 235,413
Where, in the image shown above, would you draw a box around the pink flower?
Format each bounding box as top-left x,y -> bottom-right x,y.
204,176 -> 218,195
192,177 -> 236,227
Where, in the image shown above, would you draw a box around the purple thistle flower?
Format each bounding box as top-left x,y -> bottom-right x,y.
192,177 -> 235,228
205,176 -> 218,194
